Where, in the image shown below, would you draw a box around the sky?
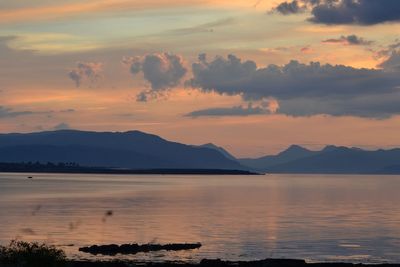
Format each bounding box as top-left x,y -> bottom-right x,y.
1,0 -> 400,157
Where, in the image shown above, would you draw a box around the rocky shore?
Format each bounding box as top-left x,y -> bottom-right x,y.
62,258 -> 399,267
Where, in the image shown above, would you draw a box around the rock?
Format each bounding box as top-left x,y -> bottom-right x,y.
79,243 -> 202,256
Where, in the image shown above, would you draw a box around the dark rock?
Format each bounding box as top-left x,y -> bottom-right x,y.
79,243 -> 202,256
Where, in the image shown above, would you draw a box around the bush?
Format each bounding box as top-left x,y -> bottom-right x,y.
0,240 -> 66,267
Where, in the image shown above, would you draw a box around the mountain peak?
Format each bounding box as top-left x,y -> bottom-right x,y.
322,145 -> 352,152
198,143 -> 237,161
282,145 -> 310,154
322,145 -> 338,152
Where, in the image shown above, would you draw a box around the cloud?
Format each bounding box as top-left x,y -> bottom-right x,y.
166,18 -> 234,36
124,53 -> 187,101
322,35 -> 373,46
274,0 -> 306,14
274,0 -> 400,25
300,46 -> 313,53
375,39 -> 400,70
59,108 -> 76,113
378,50 -> 400,71
53,122 -> 71,130
185,101 -> 279,117
278,95 -> 400,118
68,62 -> 103,87
187,53 -> 400,118
186,105 -> 268,117
372,39 -> 400,59
0,106 -> 75,119
0,106 -> 33,118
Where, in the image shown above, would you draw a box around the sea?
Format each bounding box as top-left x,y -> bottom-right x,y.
1,173 -> 400,263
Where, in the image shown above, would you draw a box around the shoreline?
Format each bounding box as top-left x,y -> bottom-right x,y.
0,165 -> 260,176
0,169 -> 260,175
59,258 -> 400,267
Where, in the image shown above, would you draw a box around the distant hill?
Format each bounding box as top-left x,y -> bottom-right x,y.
0,130 -> 245,170
239,145 -> 316,170
239,145 -> 400,174
1,130 -> 399,174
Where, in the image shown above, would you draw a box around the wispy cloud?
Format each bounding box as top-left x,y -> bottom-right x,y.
165,18 -> 235,36
0,0 -> 273,24
186,103 -> 270,118
322,35 -> 373,46
0,106 -> 34,119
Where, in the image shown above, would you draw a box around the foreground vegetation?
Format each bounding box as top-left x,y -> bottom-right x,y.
0,240 -> 66,267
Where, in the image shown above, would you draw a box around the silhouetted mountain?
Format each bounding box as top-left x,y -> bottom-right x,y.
239,145 -> 316,171
0,130 -> 245,170
240,145 -> 400,174
198,143 -> 237,161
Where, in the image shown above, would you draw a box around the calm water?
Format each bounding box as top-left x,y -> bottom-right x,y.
1,173 -> 400,263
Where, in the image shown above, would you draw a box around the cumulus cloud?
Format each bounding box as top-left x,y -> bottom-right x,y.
187,54 -> 400,118
275,0 -> 306,14
124,53 -> 187,101
68,62 -> 103,87
274,0 -> 400,25
322,35 -> 373,46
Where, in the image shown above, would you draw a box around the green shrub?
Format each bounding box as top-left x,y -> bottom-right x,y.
0,240 -> 66,267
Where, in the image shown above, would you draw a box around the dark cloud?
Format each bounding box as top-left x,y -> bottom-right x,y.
187,54 -> 400,118
274,0 -> 400,25
53,122 -> 71,130
275,0 -> 306,14
322,35 -> 373,46
375,40 -> 400,70
378,50 -> 400,70
68,62 -> 103,87
124,53 -> 187,101
278,94 -> 400,118
185,103 -> 270,118
373,40 -> 400,59
0,106 -> 33,118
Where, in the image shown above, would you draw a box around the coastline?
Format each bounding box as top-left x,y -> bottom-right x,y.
0,169 -> 260,175
35,258 -> 400,267
0,162 -> 260,175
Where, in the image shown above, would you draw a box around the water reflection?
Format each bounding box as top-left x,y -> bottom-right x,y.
1,173 -> 400,263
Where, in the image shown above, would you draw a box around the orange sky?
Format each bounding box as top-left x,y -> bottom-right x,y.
1,0 -> 400,157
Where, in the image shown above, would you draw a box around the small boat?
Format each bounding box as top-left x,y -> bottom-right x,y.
27,176 -> 33,179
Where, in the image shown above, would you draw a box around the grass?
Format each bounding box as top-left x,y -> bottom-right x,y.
0,240 -> 66,267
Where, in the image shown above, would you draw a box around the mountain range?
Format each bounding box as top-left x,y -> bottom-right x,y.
0,130 -> 244,170
0,129 -> 399,174
239,145 -> 400,174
